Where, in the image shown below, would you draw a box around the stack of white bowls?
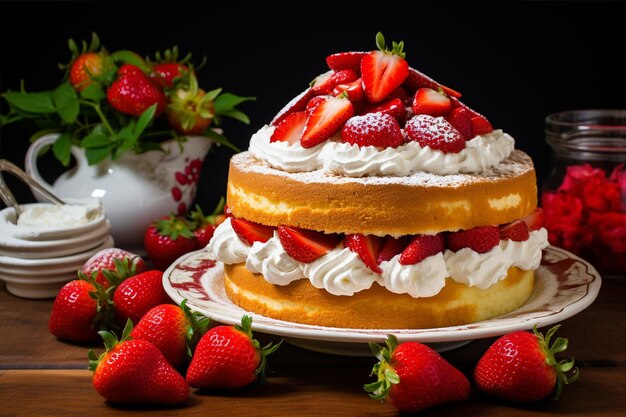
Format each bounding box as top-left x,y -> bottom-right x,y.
0,199 -> 114,299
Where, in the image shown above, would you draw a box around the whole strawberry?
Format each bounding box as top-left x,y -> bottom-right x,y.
186,315 -> 282,390
166,72 -> 219,135
107,64 -> 166,116
364,335 -> 470,413
69,52 -> 107,92
188,198 -> 226,249
474,325 -> 579,402
131,299 -> 210,369
81,247 -> 146,288
112,270 -> 170,326
89,320 -> 189,405
49,275 -> 114,342
144,214 -> 199,271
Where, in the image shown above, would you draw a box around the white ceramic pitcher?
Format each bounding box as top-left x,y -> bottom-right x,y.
25,133 -> 212,253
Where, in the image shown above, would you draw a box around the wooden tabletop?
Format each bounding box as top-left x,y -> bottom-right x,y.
1,277 -> 625,417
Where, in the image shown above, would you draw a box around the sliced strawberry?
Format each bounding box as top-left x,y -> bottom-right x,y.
446,107 -> 473,140
446,226 -> 500,253
271,87 -> 315,126
305,95 -> 330,113
402,67 -> 440,94
332,78 -> 364,102
312,69 -> 358,95
386,86 -> 412,106
326,51 -> 368,72
523,208 -> 546,231
362,97 -> 407,124
301,95 -> 354,148
440,84 -> 462,98
499,219 -> 530,242
342,113 -> 404,148
361,33 -> 409,103
412,88 -> 451,117
470,114 -> 494,135
405,114 -> 465,153
270,111 -> 307,145
277,226 -> 340,263
230,218 -> 275,246
377,235 -> 411,264
399,234 -> 445,265
343,234 -> 384,273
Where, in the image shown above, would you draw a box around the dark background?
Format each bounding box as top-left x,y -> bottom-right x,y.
1,1 -> 625,213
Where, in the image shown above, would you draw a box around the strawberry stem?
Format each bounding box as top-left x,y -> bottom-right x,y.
364,334 -> 399,401
533,325 -> 579,399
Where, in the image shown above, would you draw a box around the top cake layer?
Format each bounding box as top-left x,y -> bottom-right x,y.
227,150 -> 538,236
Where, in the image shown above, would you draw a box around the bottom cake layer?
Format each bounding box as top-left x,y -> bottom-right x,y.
223,263 -> 535,329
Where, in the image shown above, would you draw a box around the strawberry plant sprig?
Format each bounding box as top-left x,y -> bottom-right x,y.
0,32 -> 254,166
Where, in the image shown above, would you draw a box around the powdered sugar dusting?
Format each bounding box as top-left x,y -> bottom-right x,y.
234,150 -> 534,188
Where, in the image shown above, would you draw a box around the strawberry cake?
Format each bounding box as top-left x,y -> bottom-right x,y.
207,33 -> 549,329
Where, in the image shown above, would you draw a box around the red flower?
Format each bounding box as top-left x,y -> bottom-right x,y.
541,163 -> 625,275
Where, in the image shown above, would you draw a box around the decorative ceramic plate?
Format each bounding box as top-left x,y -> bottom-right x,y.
163,246 -> 601,356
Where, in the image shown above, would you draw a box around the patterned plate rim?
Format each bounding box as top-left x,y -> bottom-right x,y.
163,245 -> 602,344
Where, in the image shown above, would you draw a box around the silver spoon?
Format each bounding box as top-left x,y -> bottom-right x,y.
0,159 -> 66,221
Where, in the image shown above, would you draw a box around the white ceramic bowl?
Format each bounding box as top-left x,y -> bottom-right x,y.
0,201 -> 106,241
0,236 -> 114,276
0,220 -> 111,259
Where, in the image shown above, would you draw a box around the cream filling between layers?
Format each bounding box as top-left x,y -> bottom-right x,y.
249,124 -> 515,177
208,220 -> 549,297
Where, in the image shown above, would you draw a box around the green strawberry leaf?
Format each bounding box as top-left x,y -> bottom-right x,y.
109,50 -> 151,73
2,91 -> 56,114
204,129 -> 240,152
217,109 -> 251,125
214,93 -> 255,113
52,83 -> 79,124
81,131 -> 110,148
85,145 -> 112,165
80,83 -> 106,101
134,104 -> 157,137
52,133 -> 72,167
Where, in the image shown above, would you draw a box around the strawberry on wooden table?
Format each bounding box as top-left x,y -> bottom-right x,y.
144,214 -> 199,271
48,275 -> 114,343
89,320 -> 189,405
361,32 -> 409,103
112,270 -> 170,326
364,334 -> 470,413
131,299 -> 210,369
186,315 -> 282,390
81,247 -> 146,288
474,325 -> 579,402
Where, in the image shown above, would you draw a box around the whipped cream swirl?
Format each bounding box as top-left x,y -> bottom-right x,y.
249,124 -> 515,177
209,221 -> 549,298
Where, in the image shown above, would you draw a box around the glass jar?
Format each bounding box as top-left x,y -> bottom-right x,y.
542,109 -> 626,277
